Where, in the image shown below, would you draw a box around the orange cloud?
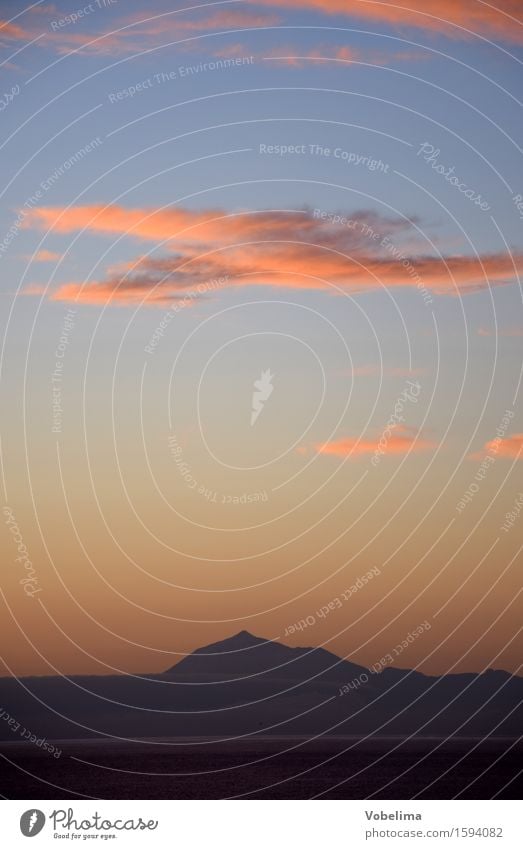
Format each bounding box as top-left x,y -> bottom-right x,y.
4,2 -> 521,59
48,280 -> 166,306
264,45 -> 429,68
54,10 -> 280,56
1,9 -> 279,57
22,204 -> 523,306
21,283 -> 47,296
315,431 -> 436,458
255,0 -> 523,45
23,203 -> 235,240
0,20 -> 29,39
169,10 -> 279,31
211,41 -> 428,67
483,434 -> 523,459
477,325 -> 523,337
27,250 -> 63,263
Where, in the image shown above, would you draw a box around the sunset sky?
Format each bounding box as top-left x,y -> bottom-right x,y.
0,0 -> 521,679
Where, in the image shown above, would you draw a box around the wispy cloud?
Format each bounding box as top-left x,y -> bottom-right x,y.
314,428 -> 436,458
210,41 -> 429,67
1,9 -> 279,57
22,204 -> 523,305
255,0 -> 523,45
3,1 -> 521,62
477,325 -> 523,337
0,20 -> 29,40
20,283 -> 47,296
482,434 -> 523,459
24,249 -> 63,263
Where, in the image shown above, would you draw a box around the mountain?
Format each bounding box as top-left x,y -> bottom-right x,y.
164,630 -> 369,682
0,632 -> 521,742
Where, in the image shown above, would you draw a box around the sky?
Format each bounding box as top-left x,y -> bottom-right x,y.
0,0 -> 522,678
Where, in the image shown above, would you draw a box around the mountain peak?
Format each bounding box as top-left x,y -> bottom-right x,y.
163,631 -> 363,680
196,630 -> 268,653
232,630 -> 261,641
164,631 -> 286,675
164,631 -> 272,675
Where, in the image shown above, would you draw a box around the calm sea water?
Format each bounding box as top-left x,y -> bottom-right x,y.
1,737 -> 521,799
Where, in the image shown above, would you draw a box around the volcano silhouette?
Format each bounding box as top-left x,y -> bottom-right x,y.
0,632 -> 521,741
165,630 -> 368,682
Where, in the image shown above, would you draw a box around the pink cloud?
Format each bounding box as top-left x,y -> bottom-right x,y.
1,9 -> 280,57
261,44 -> 430,67
26,250 -> 63,263
483,434 -> 523,459
21,204 -> 523,306
209,40 -> 428,67
21,283 -> 47,296
254,0 -> 523,45
477,325 -> 523,337
315,429 -> 436,458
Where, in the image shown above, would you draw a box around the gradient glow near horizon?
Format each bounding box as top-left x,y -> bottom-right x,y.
0,0 -> 521,677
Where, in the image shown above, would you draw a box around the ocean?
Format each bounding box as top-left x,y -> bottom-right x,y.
0,737 -> 521,799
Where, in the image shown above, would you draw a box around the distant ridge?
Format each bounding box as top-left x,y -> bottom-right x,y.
0,633 -> 520,742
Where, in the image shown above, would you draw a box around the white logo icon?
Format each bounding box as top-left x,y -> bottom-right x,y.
251,369 -> 274,426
